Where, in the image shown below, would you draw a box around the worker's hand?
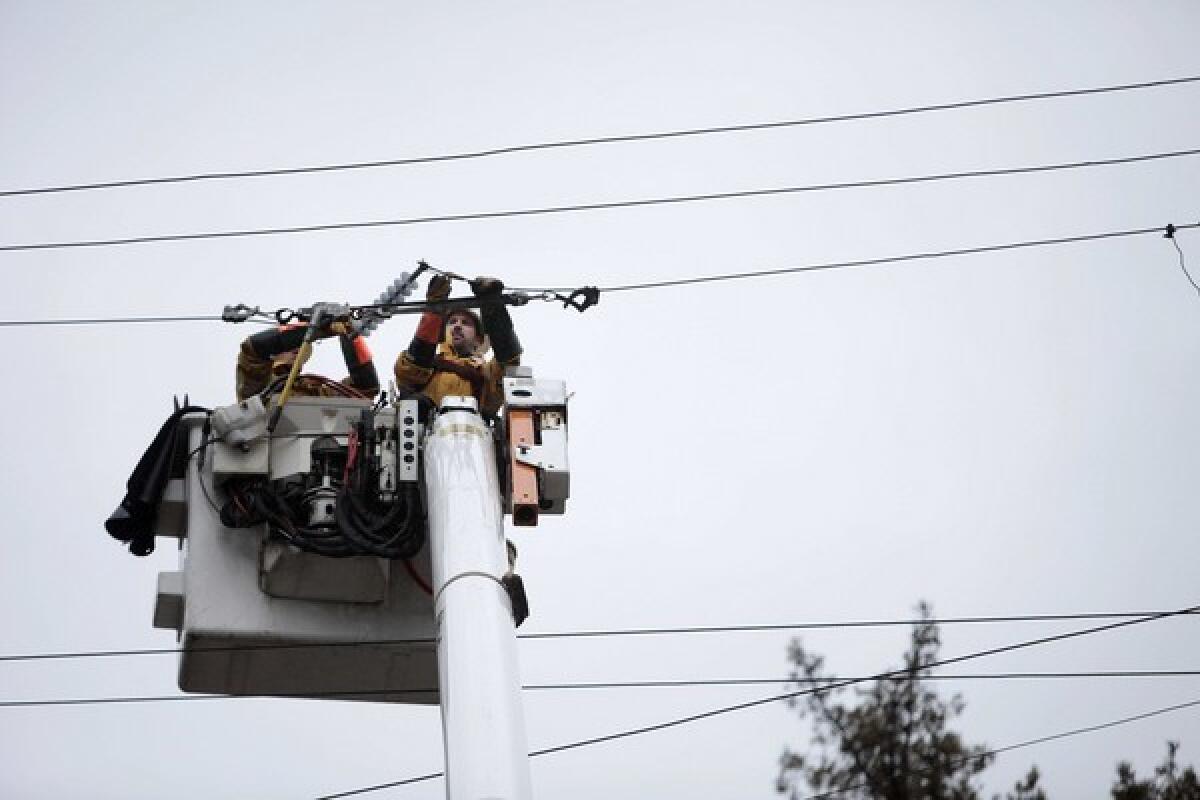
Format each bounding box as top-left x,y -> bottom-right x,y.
327,320 -> 354,338
426,274 -> 452,303
470,276 -> 504,296
304,322 -> 341,341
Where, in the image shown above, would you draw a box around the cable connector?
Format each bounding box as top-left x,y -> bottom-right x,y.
1165,223 -> 1177,239
222,304 -> 261,323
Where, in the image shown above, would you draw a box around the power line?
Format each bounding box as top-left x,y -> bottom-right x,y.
0,221 -> 1195,329
3,148 -> 1197,253
313,605 -> 1198,798
0,314 -> 226,328
586,222 -> 1199,293
4,607 -> 1197,664
3,75 -> 1197,199
4,670 -> 1197,709
315,700 -> 1200,800
799,698 -> 1200,800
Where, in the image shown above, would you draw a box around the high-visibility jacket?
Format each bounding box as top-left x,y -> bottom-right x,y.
394,339 -> 518,417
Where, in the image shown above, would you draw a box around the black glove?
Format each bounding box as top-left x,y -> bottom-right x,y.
470,276 -> 520,362
247,325 -> 309,359
426,275 -> 452,303
470,276 -> 504,297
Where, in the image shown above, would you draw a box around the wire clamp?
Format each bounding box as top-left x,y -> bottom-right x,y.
291,302 -> 353,325
1165,223 -> 1177,239
222,304 -> 261,324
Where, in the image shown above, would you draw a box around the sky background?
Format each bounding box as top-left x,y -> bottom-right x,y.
2,2 -> 1199,798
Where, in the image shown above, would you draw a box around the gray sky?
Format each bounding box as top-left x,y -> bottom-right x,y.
2,2 -> 1199,798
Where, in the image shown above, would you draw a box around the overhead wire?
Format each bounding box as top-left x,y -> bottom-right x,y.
0,221 -> 1195,329
314,699 -> 1200,799
312,605 -> 1199,798
3,75 -> 1197,199
3,607 -> 1197,664
3,670 -> 1198,709
559,222 -> 1200,294
0,314 -> 229,328
2,148 -> 1197,253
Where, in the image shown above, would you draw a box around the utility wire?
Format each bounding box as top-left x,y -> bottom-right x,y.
0,314 -> 227,328
315,605 -> 1198,798
4,608 -> 1197,664
315,699 -> 1200,800
0,222 -> 1195,329
3,75 -> 1198,199
4,670 -> 1198,709
2,148 -> 1196,253
579,222 -> 1200,293
799,697 -> 1200,800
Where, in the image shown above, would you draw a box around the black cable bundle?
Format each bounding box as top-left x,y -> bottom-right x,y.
335,484 -> 423,559
219,412 -> 424,559
334,411 -> 425,559
221,478 -> 356,557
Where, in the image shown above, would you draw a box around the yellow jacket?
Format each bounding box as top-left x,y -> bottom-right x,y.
394,338 -> 518,417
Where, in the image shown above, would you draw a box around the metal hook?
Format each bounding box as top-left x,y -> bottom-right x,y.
559,286 -> 600,312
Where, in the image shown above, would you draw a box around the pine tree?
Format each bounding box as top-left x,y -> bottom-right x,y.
1112,742 -> 1200,800
776,602 -> 1043,800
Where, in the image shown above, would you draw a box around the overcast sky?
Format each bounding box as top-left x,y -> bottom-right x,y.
2,2 -> 1199,798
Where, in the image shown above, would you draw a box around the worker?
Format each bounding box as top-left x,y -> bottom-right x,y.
393,274 -> 521,416
236,320 -> 380,402
395,273 -> 529,625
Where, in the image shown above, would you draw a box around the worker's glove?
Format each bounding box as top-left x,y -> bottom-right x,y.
470,276 -> 504,297
426,274 -> 452,303
473,275 -> 520,363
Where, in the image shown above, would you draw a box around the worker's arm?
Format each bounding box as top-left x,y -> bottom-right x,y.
338,329 -> 380,397
394,275 -> 450,391
473,276 -> 522,367
235,325 -> 311,401
472,277 -> 521,417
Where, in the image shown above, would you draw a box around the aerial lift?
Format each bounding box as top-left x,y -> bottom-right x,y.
105,269 -> 589,799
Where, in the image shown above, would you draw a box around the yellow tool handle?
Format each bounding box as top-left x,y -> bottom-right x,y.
267,340 -> 314,432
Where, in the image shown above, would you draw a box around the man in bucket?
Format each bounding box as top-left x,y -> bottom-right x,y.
395,274 -> 529,625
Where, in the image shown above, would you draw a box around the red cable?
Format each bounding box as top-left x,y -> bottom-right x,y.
403,558 -> 433,596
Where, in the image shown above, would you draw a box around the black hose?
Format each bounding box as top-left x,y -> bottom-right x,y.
334,485 -> 424,559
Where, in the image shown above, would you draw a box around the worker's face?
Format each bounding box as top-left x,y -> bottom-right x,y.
446,312 -> 480,354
